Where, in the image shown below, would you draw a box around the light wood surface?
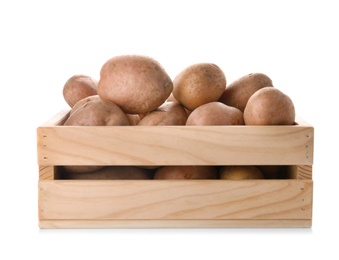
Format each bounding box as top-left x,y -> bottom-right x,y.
39,179 -> 312,221
37,110 -> 314,228
37,111 -> 314,166
39,219 -> 312,229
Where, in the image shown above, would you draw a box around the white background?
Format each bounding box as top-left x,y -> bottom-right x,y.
1,0 -> 338,259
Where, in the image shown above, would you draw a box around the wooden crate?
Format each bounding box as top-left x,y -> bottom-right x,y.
37,110 -> 314,228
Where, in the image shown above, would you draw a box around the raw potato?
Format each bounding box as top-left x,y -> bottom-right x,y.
186,102 -> 244,125
126,114 -> 141,125
154,166 -> 218,179
97,55 -> 173,114
69,94 -> 100,115
167,93 -> 192,117
257,165 -> 282,179
244,87 -> 295,125
172,63 -> 226,110
219,73 -> 273,112
138,101 -> 188,126
61,166 -> 152,180
63,74 -> 98,108
219,166 -> 264,180
64,96 -> 130,126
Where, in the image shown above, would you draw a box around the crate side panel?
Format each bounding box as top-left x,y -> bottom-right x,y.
37,125 -> 314,166
39,180 -> 312,221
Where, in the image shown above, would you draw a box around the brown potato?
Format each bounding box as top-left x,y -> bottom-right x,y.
186,102 -> 244,126
97,55 -> 173,114
243,87 -> 295,125
219,73 -> 273,112
61,166 -> 152,180
172,63 -> 226,111
154,166 -> 218,180
138,101 -> 188,126
126,114 -> 141,125
64,97 -> 130,126
69,94 -> 100,116
167,93 -> 178,102
257,165 -> 282,179
63,74 -> 98,108
219,166 -> 264,180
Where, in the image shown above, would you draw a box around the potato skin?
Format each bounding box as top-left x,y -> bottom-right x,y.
172,63 -> 226,111
64,97 -> 130,126
61,166 -> 153,180
138,101 -> 188,126
219,73 -> 273,112
63,74 -> 98,108
126,114 -> 141,125
69,94 -> 100,115
154,166 -> 218,180
243,87 -> 295,125
186,102 -> 244,126
97,55 -> 173,114
257,165 -> 282,179
219,166 -> 264,180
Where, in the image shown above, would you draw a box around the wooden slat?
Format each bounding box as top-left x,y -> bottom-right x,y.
39,219 -> 312,229
37,110 -> 314,166
39,166 -> 55,180
37,123 -> 314,166
297,165 -> 313,179
39,179 -> 312,221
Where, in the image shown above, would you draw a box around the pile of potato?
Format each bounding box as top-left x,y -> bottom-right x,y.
61,54 -> 295,180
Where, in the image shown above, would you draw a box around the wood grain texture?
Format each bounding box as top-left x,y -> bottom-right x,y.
284,165 -> 313,180
39,179 -> 312,221
37,110 -> 314,166
37,110 -> 314,228
39,166 -> 54,180
39,219 -> 312,229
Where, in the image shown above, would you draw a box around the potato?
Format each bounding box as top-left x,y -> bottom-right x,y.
219,166 -> 264,180
138,101 -> 188,126
257,165 -> 282,179
172,63 -> 226,110
61,166 -> 152,180
167,93 -> 178,102
243,87 -> 295,125
186,101 -> 244,125
63,74 -> 98,108
64,96 -> 130,126
167,93 -> 192,116
219,73 -> 273,112
97,55 -> 173,114
154,166 -> 218,179
126,114 -> 141,125
69,94 -> 100,115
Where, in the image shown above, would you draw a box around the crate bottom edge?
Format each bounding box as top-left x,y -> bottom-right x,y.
39,219 -> 312,229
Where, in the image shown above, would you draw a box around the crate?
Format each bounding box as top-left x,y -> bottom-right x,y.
37,110 -> 314,228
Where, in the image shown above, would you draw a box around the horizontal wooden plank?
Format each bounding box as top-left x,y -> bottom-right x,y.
39,179 -> 312,221
39,219 -> 312,229
37,123 -> 314,166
